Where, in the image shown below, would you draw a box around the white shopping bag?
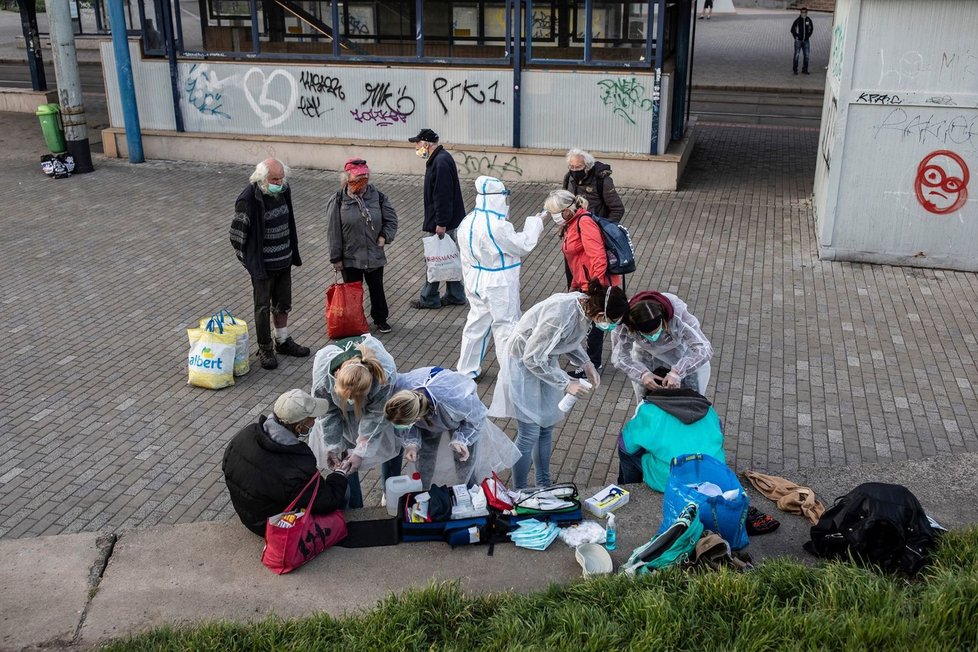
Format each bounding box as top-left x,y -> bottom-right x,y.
423,234 -> 463,282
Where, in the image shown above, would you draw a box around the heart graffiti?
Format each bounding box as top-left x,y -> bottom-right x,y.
242,68 -> 298,128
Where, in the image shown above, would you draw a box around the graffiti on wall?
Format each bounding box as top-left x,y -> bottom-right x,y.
454,152 -> 523,178
914,150 -> 970,215
873,108 -> 978,148
597,76 -> 654,126
876,49 -> 978,91
185,64 -> 232,120
830,24 -> 845,82
433,78 -> 504,115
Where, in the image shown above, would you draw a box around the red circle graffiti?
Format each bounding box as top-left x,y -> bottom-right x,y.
914,150 -> 970,215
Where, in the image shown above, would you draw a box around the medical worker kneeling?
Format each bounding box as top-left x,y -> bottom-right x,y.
456,176 -> 546,412
498,280 -> 629,488
309,335 -> 402,509
385,367 -> 520,489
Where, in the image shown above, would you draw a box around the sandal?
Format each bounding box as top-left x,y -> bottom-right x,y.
746,506 -> 780,535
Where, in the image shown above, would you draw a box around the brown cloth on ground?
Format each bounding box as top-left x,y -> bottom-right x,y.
743,470 -> 826,525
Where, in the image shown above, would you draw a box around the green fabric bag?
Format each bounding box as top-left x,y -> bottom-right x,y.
621,503 -> 704,575
621,401 -> 725,492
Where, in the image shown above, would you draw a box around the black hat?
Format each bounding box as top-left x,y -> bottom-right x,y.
408,128 -> 439,143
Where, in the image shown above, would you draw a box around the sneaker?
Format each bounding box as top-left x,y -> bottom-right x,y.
275,337 -> 310,357
376,322 -> 392,334
259,347 -> 278,370
802,70 -> 810,75
410,300 -> 441,310
569,365 -> 602,379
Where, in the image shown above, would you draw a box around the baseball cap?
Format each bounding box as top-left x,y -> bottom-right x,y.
408,128 -> 439,143
344,157 -> 370,177
273,389 -> 331,424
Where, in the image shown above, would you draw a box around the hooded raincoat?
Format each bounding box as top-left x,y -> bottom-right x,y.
392,366 -> 521,487
611,292 -> 713,401
498,292 -> 592,428
308,334 -> 400,470
456,176 -> 544,413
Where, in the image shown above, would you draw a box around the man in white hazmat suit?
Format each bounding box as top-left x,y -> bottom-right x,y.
456,176 -> 545,413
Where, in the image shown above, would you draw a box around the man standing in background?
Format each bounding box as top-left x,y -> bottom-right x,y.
791,7 -> 814,75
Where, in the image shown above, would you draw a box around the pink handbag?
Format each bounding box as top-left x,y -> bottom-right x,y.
262,472 -> 348,574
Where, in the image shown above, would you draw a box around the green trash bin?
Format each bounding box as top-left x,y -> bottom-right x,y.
36,103 -> 67,154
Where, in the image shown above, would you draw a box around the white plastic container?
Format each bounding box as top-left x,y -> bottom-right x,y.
558,379 -> 592,412
385,472 -> 423,517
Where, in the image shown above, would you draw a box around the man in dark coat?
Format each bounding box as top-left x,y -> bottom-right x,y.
408,128 -> 468,309
790,7 -> 814,75
562,148 -> 625,223
229,158 -> 311,370
223,389 -> 349,537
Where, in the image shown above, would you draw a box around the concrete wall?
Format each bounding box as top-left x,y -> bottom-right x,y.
100,41 -> 672,156
814,0 -> 978,270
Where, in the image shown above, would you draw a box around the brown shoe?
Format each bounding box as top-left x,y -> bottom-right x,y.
259,346 -> 278,370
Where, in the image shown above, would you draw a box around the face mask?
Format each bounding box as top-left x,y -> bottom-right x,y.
595,320 -> 618,333
642,327 -> 664,343
551,212 -> 566,226
267,183 -> 284,194
415,147 -> 429,160
570,169 -> 586,182
393,423 -> 413,431
348,177 -> 368,194
346,398 -> 355,406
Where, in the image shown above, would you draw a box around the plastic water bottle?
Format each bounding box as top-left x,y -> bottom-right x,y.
558,379 -> 593,413
604,513 -> 617,551
385,472 -> 423,517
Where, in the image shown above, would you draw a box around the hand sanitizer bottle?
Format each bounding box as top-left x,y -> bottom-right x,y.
605,512 -> 617,551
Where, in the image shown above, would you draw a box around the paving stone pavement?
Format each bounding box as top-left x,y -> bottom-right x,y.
693,9 -> 833,91
2,110 -> 978,541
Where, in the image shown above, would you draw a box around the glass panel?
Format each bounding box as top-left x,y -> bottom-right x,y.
140,0 -> 168,54
527,0 -> 583,61
423,1 -> 507,59
582,1 -> 648,63
343,1 -> 413,57
169,0 -> 256,54
257,0 -> 336,56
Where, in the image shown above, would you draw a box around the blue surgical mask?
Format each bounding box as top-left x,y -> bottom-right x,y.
267,183 -> 284,194
393,423 -> 413,431
595,320 -> 618,333
642,327 -> 663,343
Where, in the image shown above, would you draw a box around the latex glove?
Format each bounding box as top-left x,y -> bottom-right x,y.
435,225 -> 447,239
404,445 -> 419,463
662,371 -> 682,389
583,362 -> 601,389
641,372 -> 664,390
332,261 -> 344,272
377,236 -> 386,247
325,450 -> 343,470
566,380 -> 592,398
450,441 -> 470,462
344,454 -> 363,474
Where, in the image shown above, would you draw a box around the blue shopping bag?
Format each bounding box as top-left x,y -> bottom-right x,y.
660,453 -> 749,550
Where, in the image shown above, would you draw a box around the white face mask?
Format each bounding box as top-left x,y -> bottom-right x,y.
551,212 -> 566,226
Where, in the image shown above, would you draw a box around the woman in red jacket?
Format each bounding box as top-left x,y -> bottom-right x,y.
545,190 -> 623,376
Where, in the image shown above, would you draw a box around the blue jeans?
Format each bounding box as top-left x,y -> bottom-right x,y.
793,39 -> 810,72
344,450 -> 404,509
514,420 -> 554,489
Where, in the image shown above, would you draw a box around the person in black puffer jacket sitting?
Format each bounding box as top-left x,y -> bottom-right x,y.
223,389 -> 348,536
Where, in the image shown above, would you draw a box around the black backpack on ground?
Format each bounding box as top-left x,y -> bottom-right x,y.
803,482 -> 940,575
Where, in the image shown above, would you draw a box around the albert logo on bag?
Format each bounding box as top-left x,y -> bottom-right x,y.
189,347 -> 225,370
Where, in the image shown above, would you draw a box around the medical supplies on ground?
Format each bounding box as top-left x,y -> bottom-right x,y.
557,520 -> 607,547
584,484 -> 630,518
509,519 -> 560,551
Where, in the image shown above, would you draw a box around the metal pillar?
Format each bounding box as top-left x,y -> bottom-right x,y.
47,0 -> 94,173
17,0 -> 46,91
108,0 -> 144,162
512,0 -> 522,148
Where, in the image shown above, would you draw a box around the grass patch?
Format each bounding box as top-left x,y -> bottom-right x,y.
102,527 -> 978,651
